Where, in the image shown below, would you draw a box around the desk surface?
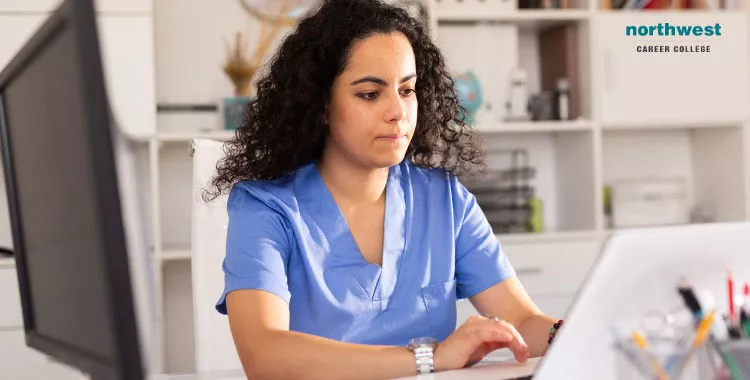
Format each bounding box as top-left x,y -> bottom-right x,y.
149,357 -> 540,380
149,369 -> 245,380
394,357 -> 539,380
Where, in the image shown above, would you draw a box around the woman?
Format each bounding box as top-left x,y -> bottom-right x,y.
206,0 -> 563,378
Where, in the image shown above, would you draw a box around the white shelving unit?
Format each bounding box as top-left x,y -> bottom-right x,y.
433,8 -> 591,24
475,119 -> 593,133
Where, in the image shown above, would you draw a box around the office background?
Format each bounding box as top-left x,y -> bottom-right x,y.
0,0 -> 749,378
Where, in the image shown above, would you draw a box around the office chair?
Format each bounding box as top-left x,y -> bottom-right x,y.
190,138 -> 243,373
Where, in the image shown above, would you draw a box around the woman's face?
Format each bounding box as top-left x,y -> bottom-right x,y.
324,32 -> 418,169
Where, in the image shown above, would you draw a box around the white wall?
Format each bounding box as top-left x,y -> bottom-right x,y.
154,0 -> 290,106
153,1 -> 292,372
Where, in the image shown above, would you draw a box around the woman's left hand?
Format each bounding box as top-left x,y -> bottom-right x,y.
433,314 -> 529,371
463,316 -> 525,367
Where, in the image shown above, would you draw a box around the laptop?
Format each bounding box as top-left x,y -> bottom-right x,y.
534,222 -> 750,380
412,222 -> 750,380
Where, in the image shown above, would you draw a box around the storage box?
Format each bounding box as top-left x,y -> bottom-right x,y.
612,178 -> 690,228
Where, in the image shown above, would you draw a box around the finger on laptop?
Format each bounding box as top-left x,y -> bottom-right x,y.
501,321 -> 530,363
483,318 -> 530,363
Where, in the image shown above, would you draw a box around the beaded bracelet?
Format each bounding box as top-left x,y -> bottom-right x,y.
548,319 -> 564,345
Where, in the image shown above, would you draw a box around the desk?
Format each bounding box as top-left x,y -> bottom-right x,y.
148,358 -> 539,380
148,369 -> 246,380
148,358 -> 540,380
393,357 -> 539,380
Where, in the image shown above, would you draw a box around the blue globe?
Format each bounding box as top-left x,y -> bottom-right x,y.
454,71 -> 483,123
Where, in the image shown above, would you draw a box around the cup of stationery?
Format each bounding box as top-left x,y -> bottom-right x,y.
613,308 -> 716,380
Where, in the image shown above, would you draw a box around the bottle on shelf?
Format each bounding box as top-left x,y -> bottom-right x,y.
555,78 -> 570,121
505,69 -> 531,122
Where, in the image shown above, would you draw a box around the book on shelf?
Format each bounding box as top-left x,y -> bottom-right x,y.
519,0 -> 572,9
602,0 -> 743,10
538,24 -> 581,121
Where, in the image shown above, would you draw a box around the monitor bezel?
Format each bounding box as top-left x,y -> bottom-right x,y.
0,0 -> 143,378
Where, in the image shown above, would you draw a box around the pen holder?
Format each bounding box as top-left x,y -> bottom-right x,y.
614,339 -> 702,380
713,339 -> 750,379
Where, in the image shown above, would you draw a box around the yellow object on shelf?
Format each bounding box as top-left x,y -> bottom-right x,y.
527,196 -> 544,233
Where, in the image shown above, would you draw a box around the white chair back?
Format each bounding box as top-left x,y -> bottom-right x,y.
190,138 -> 243,373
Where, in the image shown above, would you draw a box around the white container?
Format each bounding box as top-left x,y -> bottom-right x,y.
506,69 -> 530,121
612,178 -> 690,228
556,78 -> 570,121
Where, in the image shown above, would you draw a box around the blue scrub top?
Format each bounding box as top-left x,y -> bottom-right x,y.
216,159 -> 516,346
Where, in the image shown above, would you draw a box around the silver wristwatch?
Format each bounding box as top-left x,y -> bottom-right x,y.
407,337 -> 438,375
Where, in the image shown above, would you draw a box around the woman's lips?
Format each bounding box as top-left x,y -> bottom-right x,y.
377,134 -> 406,140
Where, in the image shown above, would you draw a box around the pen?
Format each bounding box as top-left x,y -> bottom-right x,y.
664,310 -> 718,374
728,271 -> 736,326
677,278 -> 703,321
743,284 -> 750,337
692,310 -> 717,348
727,272 -> 743,339
697,290 -> 729,341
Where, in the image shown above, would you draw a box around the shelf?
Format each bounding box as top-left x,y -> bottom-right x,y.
0,257 -> 15,269
596,9 -> 746,14
496,230 -> 600,245
155,232 -> 601,261
124,131 -> 153,142
602,126 -> 746,224
436,9 -> 590,29
479,130 -> 597,233
602,119 -> 745,131
125,131 -> 237,143
159,249 -> 191,261
604,222 -> 735,237
436,9 -> 741,24
159,131 -> 235,142
475,120 -> 593,133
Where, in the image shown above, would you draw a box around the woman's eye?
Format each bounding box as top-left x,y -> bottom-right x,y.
358,92 -> 378,100
401,88 -> 416,97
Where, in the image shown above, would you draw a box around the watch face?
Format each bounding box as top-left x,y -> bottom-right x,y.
409,337 -> 437,347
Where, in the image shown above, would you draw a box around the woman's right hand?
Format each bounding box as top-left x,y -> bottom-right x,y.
433,315 -> 530,372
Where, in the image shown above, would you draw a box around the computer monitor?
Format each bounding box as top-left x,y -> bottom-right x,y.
0,0 -> 144,379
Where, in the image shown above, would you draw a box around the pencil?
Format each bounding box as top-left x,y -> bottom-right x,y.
693,310 -> 717,348
632,332 -> 668,380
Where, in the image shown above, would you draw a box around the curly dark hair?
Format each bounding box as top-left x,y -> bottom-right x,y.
204,0 -> 487,202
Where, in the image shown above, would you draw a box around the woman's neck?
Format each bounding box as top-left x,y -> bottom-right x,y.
316,154 -> 389,206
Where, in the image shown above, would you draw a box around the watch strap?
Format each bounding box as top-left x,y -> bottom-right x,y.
413,344 -> 435,374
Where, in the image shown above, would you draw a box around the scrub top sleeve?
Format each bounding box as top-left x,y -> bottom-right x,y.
452,175 -> 517,300
215,185 -> 292,315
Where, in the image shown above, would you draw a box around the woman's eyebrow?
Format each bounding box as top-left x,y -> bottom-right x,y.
350,73 -> 417,86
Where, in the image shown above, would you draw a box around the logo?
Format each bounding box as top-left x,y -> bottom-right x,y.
626,23 -> 722,37
626,23 -> 720,53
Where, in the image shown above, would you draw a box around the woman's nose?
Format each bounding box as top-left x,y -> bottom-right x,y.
385,93 -> 407,123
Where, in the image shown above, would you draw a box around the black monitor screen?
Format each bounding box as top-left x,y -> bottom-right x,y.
0,0 -> 142,378
2,21 -> 115,361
